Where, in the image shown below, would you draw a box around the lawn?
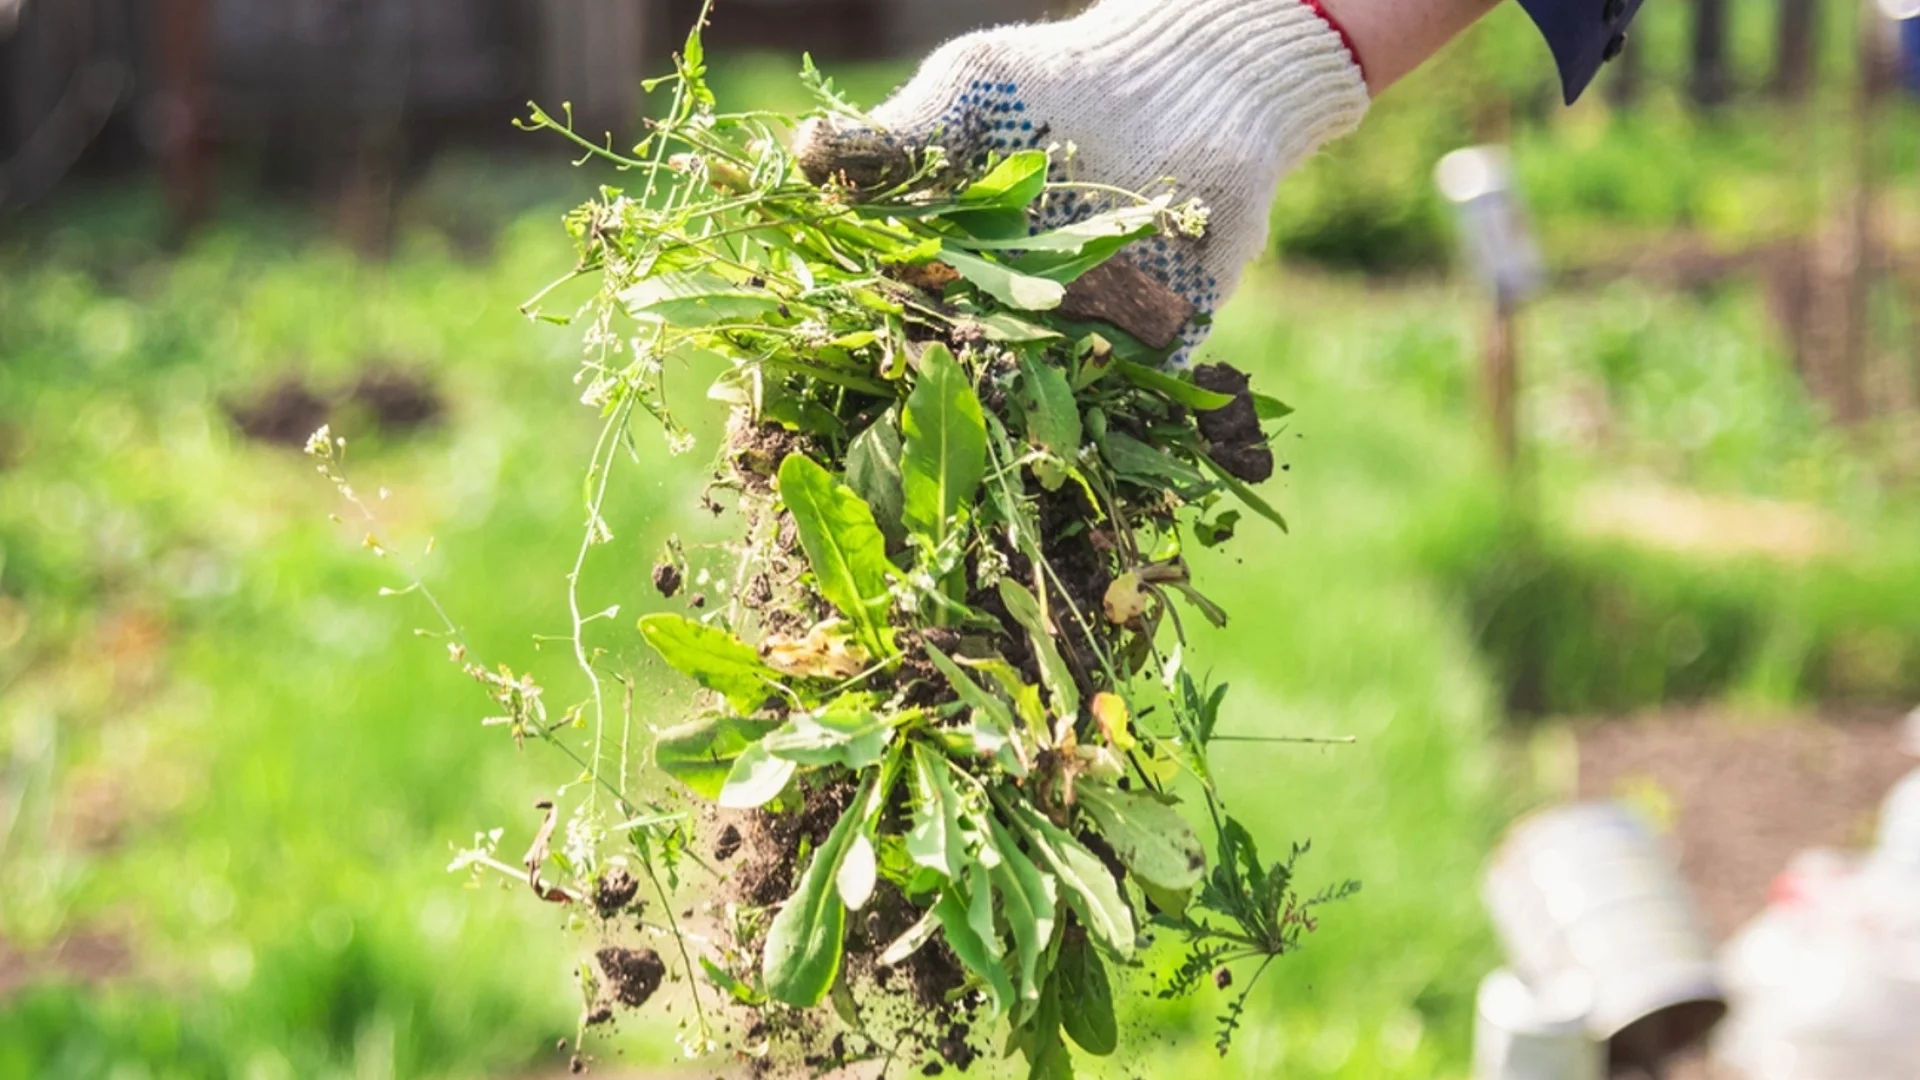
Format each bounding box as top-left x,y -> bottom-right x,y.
5,14 -> 1920,1078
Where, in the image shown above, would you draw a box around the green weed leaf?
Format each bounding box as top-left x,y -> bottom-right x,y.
1018,355 -> 1082,491
655,715 -> 773,800
845,414 -> 906,545
762,776 -> 873,1006
1006,800 -> 1133,957
1113,359 -> 1235,411
902,344 -> 988,551
1056,934 -> 1117,1056
779,454 -> 897,655
907,743 -> 969,880
638,614 -> 781,714
940,247 -> 1067,311
996,580 -> 1080,724
960,150 -> 1049,210
1077,784 -> 1206,892
718,742 -> 796,810
933,885 -> 1015,1018
620,271 -> 783,326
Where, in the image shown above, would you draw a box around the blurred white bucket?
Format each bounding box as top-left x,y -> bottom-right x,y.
1484,802 -> 1726,1070
1474,968 -> 1604,1080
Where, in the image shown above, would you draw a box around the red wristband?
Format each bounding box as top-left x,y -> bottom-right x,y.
1302,0 -> 1366,80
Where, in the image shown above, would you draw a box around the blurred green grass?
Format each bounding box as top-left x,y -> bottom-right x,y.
5,19 -> 1920,1079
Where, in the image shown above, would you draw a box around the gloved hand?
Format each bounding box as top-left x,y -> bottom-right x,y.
796,0 -> 1370,356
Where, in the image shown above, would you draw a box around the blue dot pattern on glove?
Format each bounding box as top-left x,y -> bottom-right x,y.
931,82 -> 1221,365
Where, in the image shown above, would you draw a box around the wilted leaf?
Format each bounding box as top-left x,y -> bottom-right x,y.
760,619 -> 872,680
639,614 -> 782,715
1090,693 -> 1137,752
1102,573 -> 1149,625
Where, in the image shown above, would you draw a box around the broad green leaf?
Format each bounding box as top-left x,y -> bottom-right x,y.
779,454 -> 896,656
1102,431 -> 1209,490
1056,934 -> 1118,1056
619,271 -> 784,327
1113,359 -> 1235,411
1018,355 -> 1082,492
762,701 -> 894,770
1196,454 -> 1289,534
907,744 -> 969,880
955,311 -> 1063,344
1007,800 -> 1134,957
934,886 -> 1015,1018
960,150 -> 1049,209
997,580 -> 1080,724
983,812 -> 1057,1004
638,614 -> 781,714
718,742 -> 796,810
940,246 -> 1066,312
762,778 -> 872,1007
845,415 -> 906,544
837,833 -> 878,911
700,957 -> 766,1005
925,645 -> 1017,733
1254,392 -> 1295,421
1077,785 -> 1206,892
972,658 -> 1049,744
901,344 -> 988,550
956,202 -> 1161,254
968,863 -> 1001,958
1011,976 -> 1075,1080
654,716 -> 773,800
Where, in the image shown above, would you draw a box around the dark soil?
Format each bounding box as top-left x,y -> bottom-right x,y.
727,415 -> 818,494
227,366 -> 445,448
651,561 -> 683,599
713,823 -> 743,863
726,779 -> 856,910
348,367 -> 443,432
591,866 -> 640,920
226,378 -> 332,447
1191,363 -> 1273,484
595,946 -> 666,1009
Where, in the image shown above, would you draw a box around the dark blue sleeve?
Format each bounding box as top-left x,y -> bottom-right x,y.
1518,0 -> 1647,104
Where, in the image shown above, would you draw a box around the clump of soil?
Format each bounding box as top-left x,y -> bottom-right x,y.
651,561 -> 683,599
227,378 -> 332,447
595,946 -> 666,1009
591,866 -> 640,919
227,365 -> 446,448
713,823 -> 743,862
349,367 -> 443,432
1191,363 -> 1273,484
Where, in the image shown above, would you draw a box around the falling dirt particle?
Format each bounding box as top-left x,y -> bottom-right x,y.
690,592 -> 707,609
937,1024 -> 977,1071
714,824 -> 743,862
556,1039 -> 568,1051
585,1006 -> 614,1027
1214,967 -> 1234,990
592,866 -> 640,919
652,562 -> 683,599
923,1064 -> 945,1077
349,367 -> 443,433
569,1053 -> 586,1074
226,378 -> 332,448
1191,363 -> 1274,484
596,946 -> 666,1009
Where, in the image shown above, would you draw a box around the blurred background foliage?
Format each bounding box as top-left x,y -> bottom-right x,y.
3,0 -> 1920,1076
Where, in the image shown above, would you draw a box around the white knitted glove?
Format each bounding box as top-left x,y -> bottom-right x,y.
797,0 -> 1370,356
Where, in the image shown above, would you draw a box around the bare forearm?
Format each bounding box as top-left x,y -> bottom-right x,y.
1320,0 -> 1506,94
